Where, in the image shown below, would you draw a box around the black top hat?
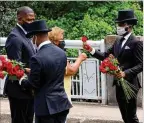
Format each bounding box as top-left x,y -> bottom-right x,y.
115,9 -> 137,25
26,20 -> 51,38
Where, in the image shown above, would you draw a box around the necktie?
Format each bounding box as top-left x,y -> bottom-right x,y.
118,37 -> 125,54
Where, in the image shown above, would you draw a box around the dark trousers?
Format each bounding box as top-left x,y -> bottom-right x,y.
35,110 -> 69,123
8,96 -> 34,123
116,86 -> 139,123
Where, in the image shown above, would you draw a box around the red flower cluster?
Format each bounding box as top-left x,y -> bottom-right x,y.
0,56 -> 24,80
0,71 -> 5,79
81,35 -> 88,42
100,54 -> 119,74
81,35 -> 91,51
100,54 -> 138,102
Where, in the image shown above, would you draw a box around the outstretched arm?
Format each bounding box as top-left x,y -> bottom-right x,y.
83,43 -> 114,61
66,53 -> 87,76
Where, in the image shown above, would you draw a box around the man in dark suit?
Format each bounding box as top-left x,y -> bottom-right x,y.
19,20 -> 72,123
4,6 -> 36,123
83,9 -> 143,123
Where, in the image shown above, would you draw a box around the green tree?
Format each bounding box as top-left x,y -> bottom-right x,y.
0,1 -> 143,57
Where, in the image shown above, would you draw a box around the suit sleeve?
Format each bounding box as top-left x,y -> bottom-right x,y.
5,35 -> 22,61
21,56 -> 42,89
92,45 -> 114,61
124,41 -> 143,77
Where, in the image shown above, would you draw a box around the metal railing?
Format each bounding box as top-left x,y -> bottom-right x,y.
0,38 -> 109,104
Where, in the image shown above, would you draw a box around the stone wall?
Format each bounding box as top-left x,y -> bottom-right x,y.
104,35 -> 143,107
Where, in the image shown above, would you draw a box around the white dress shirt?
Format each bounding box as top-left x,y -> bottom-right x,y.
90,32 -> 132,55
17,23 -> 27,34
121,32 -> 131,48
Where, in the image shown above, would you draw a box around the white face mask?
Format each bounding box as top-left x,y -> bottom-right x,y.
116,26 -> 127,36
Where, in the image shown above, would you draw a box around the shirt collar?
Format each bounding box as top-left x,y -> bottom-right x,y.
38,40 -> 51,50
17,23 -> 27,34
124,32 -> 132,40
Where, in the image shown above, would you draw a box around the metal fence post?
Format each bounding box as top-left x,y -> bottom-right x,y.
100,39 -> 107,105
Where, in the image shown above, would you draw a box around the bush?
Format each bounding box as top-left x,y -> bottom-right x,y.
0,1 -> 143,57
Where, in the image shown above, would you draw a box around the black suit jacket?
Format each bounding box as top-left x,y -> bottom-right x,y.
21,43 -> 72,116
4,25 -> 35,99
92,34 -> 143,89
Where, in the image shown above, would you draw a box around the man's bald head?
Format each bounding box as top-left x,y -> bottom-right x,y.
17,6 -> 34,17
17,6 -> 35,25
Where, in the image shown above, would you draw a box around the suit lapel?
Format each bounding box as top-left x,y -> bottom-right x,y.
24,37 -> 36,54
118,34 -> 134,57
115,36 -> 122,57
16,26 -> 36,54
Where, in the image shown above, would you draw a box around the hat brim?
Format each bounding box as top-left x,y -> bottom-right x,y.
115,18 -> 137,23
26,29 -> 52,38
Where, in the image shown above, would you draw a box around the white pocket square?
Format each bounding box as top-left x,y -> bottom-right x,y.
124,46 -> 130,49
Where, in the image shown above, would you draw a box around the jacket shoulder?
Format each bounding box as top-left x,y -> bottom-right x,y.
6,26 -> 24,44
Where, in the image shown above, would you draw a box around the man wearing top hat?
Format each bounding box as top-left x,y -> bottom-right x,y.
19,20 -> 72,123
83,9 -> 143,123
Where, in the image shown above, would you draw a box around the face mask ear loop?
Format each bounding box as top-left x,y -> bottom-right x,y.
123,22 -> 128,31
53,41 -> 59,46
34,36 -> 37,46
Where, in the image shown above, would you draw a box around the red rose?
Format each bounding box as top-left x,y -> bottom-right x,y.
0,61 -> 3,70
107,62 -> 113,67
103,58 -> 110,63
109,65 -> 115,71
84,44 -> 91,50
81,36 -> 88,42
13,65 -> 20,71
6,62 -> 13,71
7,69 -> 13,75
19,70 -> 24,76
0,56 -> 6,62
111,66 -> 118,71
100,66 -> 107,73
16,70 -> 24,79
102,61 -> 110,67
0,71 -> 5,79
0,66 -> 3,71
11,68 -> 17,75
1,60 -> 8,69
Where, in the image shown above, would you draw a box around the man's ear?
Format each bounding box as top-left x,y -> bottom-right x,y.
17,16 -> 23,24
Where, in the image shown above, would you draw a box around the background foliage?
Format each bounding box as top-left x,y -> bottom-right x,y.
0,1 -> 143,56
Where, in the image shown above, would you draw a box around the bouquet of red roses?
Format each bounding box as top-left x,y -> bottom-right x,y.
100,54 -> 137,102
0,55 -> 25,80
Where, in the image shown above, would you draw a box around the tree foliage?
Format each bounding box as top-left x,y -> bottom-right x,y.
0,1 -> 143,38
0,1 -> 143,56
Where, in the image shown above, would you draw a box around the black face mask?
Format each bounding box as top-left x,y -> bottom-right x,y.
21,22 -> 30,31
58,41 -> 65,50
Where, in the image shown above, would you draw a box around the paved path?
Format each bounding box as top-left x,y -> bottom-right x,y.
0,99 -> 143,123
